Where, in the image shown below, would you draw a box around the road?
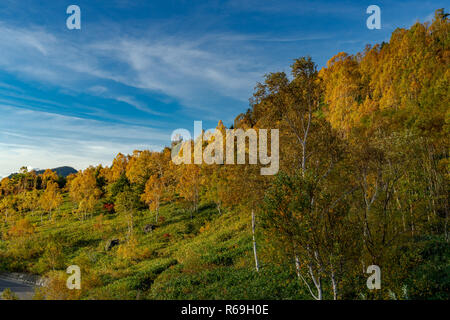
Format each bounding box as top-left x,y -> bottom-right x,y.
0,277 -> 35,300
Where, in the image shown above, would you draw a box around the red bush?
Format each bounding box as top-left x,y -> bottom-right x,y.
103,203 -> 115,213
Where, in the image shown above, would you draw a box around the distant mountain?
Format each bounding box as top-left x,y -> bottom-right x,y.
8,166 -> 78,178
34,166 -> 78,177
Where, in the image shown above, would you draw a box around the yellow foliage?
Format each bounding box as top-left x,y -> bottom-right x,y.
36,271 -> 81,300
117,237 -> 151,261
7,218 -> 35,238
199,222 -> 211,233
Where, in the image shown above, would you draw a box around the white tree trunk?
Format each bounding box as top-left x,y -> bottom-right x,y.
331,269 -> 338,300
252,210 -> 260,272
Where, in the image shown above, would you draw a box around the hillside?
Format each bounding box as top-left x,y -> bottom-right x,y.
1,195 -> 308,299
0,11 -> 448,300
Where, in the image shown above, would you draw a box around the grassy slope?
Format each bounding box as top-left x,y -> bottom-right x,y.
0,194 -> 307,300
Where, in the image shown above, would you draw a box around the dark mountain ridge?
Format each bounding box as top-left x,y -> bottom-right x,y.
8,166 -> 78,178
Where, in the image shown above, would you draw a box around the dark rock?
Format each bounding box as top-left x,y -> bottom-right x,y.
143,224 -> 156,234
105,239 -> 120,251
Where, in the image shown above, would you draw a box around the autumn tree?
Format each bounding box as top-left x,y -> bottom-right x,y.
141,174 -> 165,223
126,150 -> 159,192
201,167 -> 227,215
0,195 -> 17,224
69,168 -> 102,220
0,178 -> 14,197
40,181 -> 63,222
7,218 -> 35,238
176,164 -> 201,218
18,189 -> 40,215
41,169 -> 59,189
319,52 -> 363,134
116,188 -> 141,238
108,153 -> 129,183
252,57 -> 359,299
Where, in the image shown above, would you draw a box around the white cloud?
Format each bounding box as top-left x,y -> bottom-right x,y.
0,105 -> 168,177
0,19 -> 279,175
87,86 -> 108,95
113,96 -> 167,116
97,38 -> 262,109
0,21 -> 266,117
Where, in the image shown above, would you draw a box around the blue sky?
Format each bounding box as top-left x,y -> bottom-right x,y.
0,0 -> 445,177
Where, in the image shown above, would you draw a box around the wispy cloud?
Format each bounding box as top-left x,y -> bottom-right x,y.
0,105 -> 168,177
95,38 -> 262,108
0,21 -> 266,117
114,96 -> 167,116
